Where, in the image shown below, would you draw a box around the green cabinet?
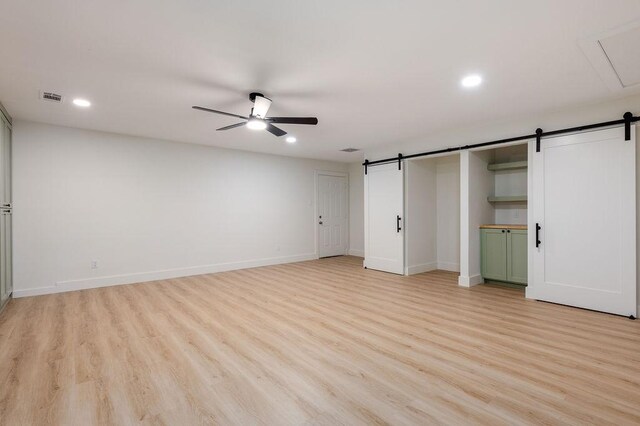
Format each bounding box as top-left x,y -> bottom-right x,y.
506,230 -> 527,284
481,228 -> 527,285
480,229 -> 508,281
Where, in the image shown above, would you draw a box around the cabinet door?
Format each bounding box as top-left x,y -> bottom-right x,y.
507,230 -> 527,284
481,229 -> 507,281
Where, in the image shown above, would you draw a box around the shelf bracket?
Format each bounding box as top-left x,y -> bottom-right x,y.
624,112 -> 632,141
364,159 -> 369,175
535,128 -> 543,152
398,153 -> 403,170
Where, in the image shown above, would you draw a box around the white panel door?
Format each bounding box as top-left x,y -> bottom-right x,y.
532,126 -> 636,317
318,174 -> 348,258
365,163 -> 404,274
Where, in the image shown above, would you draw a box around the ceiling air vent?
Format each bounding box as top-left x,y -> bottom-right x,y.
40,91 -> 63,103
340,148 -> 360,152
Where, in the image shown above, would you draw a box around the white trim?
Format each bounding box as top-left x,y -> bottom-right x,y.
526,139 -> 536,300
405,262 -> 437,275
459,151 -> 469,281
348,249 -> 364,257
458,274 -> 483,287
437,261 -> 460,272
315,170 -> 349,258
13,253 -> 317,298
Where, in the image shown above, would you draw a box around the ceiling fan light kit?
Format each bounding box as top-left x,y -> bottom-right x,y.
246,118 -> 267,130
193,92 -> 318,138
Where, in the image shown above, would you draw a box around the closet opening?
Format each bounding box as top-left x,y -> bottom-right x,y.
404,154 -> 460,279
468,143 -> 529,290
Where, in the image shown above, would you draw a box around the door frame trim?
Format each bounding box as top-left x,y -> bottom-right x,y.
315,170 -> 349,259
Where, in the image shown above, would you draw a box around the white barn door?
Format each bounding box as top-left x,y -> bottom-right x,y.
365,163 -> 404,274
318,174 -> 348,258
531,126 -> 636,317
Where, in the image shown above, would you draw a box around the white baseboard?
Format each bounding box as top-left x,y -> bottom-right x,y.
348,249 -> 364,257
406,262 -> 438,275
437,261 -> 460,272
458,274 -> 483,288
12,253 -> 317,298
525,287 -> 536,300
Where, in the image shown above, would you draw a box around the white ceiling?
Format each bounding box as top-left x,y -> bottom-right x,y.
1,0 -> 639,162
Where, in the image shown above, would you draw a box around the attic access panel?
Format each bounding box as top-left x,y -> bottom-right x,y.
580,20 -> 640,91
599,26 -> 640,88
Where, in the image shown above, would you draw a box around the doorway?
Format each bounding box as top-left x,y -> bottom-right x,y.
317,172 -> 348,258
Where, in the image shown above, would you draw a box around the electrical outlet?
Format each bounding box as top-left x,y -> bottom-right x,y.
91,260 -> 99,269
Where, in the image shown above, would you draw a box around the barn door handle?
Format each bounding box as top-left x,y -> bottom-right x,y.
536,223 -> 541,248
396,215 -> 402,233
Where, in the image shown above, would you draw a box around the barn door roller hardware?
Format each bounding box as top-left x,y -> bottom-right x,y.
535,128 -> 543,153
363,112 -> 639,170
624,112 -> 633,141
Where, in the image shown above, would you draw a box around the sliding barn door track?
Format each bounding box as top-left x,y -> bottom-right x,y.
363,112 -> 639,174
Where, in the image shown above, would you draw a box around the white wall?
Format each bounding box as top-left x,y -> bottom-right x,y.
12,121 -> 347,296
436,156 -> 460,271
348,162 -> 364,257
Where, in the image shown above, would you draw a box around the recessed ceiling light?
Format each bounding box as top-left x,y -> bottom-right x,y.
246,118 -> 267,130
286,136 -> 297,143
461,74 -> 482,88
72,98 -> 91,107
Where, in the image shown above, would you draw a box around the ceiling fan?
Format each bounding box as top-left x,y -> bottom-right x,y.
193,92 -> 318,137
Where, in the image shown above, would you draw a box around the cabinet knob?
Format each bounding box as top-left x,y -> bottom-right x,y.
501,229 -> 505,233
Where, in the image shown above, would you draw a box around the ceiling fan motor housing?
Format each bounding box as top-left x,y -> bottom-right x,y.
250,93 -> 272,119
249,92 -> 265,102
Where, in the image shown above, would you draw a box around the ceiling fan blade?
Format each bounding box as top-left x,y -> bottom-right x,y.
265,123 -> 287,137
267,117 -> 318,125
217,122 -> 247,131
192,106 -> 248,120
252,95 -> 272,118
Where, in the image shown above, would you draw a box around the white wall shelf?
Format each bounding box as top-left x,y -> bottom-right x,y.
487,161 -> 528,171
487,195 -> 527,203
